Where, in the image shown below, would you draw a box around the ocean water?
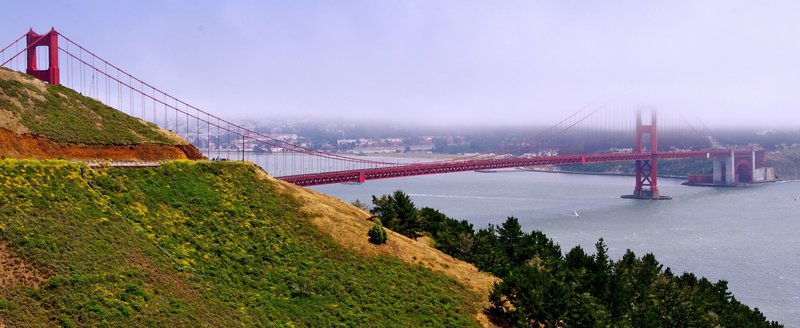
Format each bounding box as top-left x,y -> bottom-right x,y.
312,167 -> 800,326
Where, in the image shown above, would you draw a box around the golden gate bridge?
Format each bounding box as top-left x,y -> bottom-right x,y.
1,28 -> 769,199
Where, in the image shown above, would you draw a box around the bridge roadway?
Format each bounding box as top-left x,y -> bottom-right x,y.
280,149 -> 755,187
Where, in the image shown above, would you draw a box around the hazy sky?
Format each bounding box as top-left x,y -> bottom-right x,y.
2,1 -> 800,127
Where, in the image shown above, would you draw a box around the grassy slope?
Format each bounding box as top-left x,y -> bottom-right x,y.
0,68 -> 181,146
0,160 -> 479,327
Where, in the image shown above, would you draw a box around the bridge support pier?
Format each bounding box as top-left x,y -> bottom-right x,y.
712,150 -> 737,185
686,149 -> 776,186
622,110 -> 672,200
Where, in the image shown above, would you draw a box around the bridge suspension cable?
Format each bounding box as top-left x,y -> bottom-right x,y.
1,29 -> 742,190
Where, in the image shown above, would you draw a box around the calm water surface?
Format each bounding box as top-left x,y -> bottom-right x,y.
312,164 -> 800,326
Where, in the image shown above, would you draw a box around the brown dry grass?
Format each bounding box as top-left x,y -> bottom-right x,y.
0,69 -> 45,94
142,118 -> 189,146
0,109 -> 28,135
0,73 -> 35,135
256,167 -> 500,327
0,128 -> 202,160
0,242 -> 45,328
0,242 -> 46,290
0,70 -> 45,117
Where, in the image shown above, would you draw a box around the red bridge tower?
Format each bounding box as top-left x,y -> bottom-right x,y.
622,110 -> 671,200
25,28 -> 60,86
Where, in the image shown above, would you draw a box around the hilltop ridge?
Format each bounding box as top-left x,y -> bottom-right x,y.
0,68 -> 201,161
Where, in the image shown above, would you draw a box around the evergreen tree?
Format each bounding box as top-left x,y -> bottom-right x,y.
564,245 -> 593,293
489,262 -> 569,327
591,238 -> 612,307
498,217 -> 526,271
524,230 -> 563,267
564,292 -> 610,328
468,226 -> 508,275
419,207 -> 474,258
370,190 -> 419,237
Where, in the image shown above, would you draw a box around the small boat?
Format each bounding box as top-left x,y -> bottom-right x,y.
573,210 -> 580,217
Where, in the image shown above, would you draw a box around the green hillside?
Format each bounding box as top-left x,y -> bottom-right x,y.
767,144 -> 800,180
0,160 -> 480,327
0,67 -> 183,146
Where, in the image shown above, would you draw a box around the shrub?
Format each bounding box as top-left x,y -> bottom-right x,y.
368,219 -> 388,244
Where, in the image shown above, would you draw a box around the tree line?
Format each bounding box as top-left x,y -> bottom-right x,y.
369,190 -> 782,327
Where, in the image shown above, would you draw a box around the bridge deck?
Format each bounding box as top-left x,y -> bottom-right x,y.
280,150 -> 756,186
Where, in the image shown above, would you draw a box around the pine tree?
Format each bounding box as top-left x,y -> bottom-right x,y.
498,217 -> 525,266
592,238 -> 612,306
370,190 -> 419,237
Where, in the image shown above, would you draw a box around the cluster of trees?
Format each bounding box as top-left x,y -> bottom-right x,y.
370,190 -> 782,327
371,191 -> 474,254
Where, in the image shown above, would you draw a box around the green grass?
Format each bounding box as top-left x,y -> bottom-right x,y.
0,159 -> 479,327
0,68 -> 176,145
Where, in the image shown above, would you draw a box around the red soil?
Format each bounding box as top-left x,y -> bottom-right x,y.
0,128 -> 204,161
